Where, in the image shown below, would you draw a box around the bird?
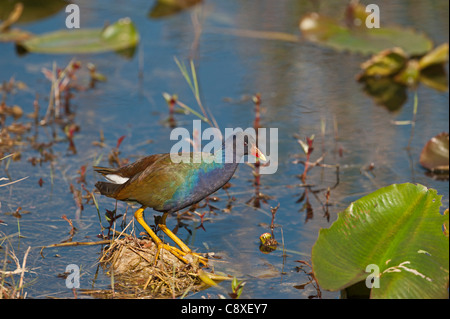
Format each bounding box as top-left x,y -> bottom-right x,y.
94,132 -> 266,266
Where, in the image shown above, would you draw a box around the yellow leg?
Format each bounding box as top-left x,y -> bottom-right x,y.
158,212 -> 208,266
134,207 -> 207,266
134,206 -> 188,264
158,212 -> 192,253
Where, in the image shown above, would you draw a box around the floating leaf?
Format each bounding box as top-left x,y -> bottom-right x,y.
312,183 -> 449,298
394,59 -> 420,86
344,0 -> 371,29
0,1 -> 33,42
420,132 -> 449,173
0,2 -> 23,32
0,0 -> 68,24
419,43 -> 449,70
19,18 -> 139,54
357,44 -> 449,109
358,47 -> 408,78
299,13 -> 346,43
299,12 -> 433,56
149,0 -> 202,18
358,45 -> 448,88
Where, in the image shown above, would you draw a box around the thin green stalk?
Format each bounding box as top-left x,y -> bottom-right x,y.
407,91 -> 418,149
174,57 -> 193,92
16,218 -> 20,240
190,60 -> 200,100
173,57 -> 219,128
5,156 -> 11,171
50,163 -> 54,187
175,99 -> 209,123
91,192 -> 104,232
93,153 -> 103,166
180,283 -> 194,299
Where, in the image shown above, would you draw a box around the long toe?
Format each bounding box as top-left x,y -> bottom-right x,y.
156,243 -> 208,267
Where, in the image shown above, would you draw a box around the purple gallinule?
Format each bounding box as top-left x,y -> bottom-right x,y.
94,132 -> 266,266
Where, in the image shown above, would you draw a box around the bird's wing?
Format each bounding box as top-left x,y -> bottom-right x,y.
115,153 -> 219,211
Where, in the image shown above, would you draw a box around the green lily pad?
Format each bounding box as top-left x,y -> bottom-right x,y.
312,183 -> 449,299
149,0 -> 202,18
358,47 -> 408,78
394,59 -> 420,86
19,18 -> 139,54
420,132 -> 449,173
299,12 -> 433,56
0,0 -> 68,24
357,44 -> 449,109
419,43 -> 449,70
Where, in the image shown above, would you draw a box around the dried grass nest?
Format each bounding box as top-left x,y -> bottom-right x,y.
93,235 -> 228,298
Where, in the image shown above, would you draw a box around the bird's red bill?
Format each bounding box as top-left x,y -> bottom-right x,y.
251,145 -> 267,162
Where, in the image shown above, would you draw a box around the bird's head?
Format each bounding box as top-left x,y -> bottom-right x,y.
244,134 -> 267,161
227,132 -> 267,162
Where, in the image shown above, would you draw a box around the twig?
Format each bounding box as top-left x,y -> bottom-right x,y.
0,3 -> 23,32
17,246 -> 30,298
270,203 -> 280,230
0,153 -> 15,162
40,240 -> 111,258
61,214 -> 76,242
295,260 -> 322,299
0,176 -> 29,188
41,59 -> 76,125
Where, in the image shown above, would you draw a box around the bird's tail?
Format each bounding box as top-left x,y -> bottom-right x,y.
95,181 -> 122,197
93,166 -> 117,176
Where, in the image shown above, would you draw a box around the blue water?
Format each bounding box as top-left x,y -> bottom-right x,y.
0,0 -> 448,299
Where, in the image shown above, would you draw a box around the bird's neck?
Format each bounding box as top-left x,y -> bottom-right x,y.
213,144 -> 241,167
205,145 -> 240,184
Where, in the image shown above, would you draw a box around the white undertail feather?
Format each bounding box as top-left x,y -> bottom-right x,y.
105,174 -> 129,184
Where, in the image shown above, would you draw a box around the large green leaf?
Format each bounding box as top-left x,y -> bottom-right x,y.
19,18 -> 139,54
312,183 -> 449,298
